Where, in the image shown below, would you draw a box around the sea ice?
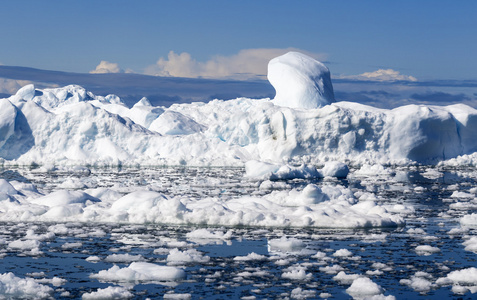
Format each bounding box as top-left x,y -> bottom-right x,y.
0,272 -> 53,299
268,236 -> 306,253
82,286 -> 134,299
281,265 -> 312,280
346,277 -> 384,297
90,262 -> 185,283
166,248 -> 210,264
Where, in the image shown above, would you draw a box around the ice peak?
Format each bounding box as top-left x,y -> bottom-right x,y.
134,97 -> 152,107
268,51 -> 334,109
15,84 -> 36,101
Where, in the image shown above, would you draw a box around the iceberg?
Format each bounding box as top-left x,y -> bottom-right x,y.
268,51 -> 335,109
0,52 -> 476,167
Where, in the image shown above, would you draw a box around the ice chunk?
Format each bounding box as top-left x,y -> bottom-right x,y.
282,265 -> 312,280
166,248 -> 210,264
333,248 -> 353,257
268,236 -> 306,253
82,286 -> 133,300
104,253 -> 145,263
244,160 -> 280,178
321,161 -> 349,178
90,262 -> 186,282
415,245 -> 440,256
30,190 -> 98,207
111,191 -> 167,212
268,52 -> 334,109
460,213 -> 477,226
269,164 -> 322,180
185,228 -> 232,240
0,272 -> 53,299
346,277 -> 384,297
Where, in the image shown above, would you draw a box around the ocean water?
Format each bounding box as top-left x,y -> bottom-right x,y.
0,166 -> 476,299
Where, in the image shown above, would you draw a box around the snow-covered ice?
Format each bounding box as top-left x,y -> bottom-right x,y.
0,179 -> 405,228
3,52 -> 477,167
90,262 -> 186,283
0,272 -> 53,299
268,51 -> 335,109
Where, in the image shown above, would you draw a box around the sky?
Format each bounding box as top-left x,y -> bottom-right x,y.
0,0 -> 476,81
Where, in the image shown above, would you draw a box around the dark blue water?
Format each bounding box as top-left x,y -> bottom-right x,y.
0,166 -> 476,299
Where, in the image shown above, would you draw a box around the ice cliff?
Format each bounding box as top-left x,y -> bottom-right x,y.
1,52 -> 477,166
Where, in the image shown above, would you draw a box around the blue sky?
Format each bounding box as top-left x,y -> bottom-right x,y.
0,0 -> 476,80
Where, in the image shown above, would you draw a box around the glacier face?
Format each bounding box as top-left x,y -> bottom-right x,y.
1,52 -> 477,167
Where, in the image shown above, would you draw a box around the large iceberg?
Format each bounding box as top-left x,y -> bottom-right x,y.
0,52 -> 477,166
268,51 -> 334,109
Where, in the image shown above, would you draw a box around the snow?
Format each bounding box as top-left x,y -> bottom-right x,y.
166,248 -> 210,264
0,272 -> 53,299
281,265 -> 312,280
185,228 -> 233,240
437,267 -> 477,294
268,237 -> 306,253
0,178 -> 405,228
234,252 -> 268,261
82,286 -> 134,299
104,254 -> 145,263
460,213 -> 477,226
346,277 -> 384,297
2,54 -> 477,167
415,245 -> 441,255
90,262 -> 185,282
400,272 -> 434,293
333,248 -> 353,257
268,51 -> 334,109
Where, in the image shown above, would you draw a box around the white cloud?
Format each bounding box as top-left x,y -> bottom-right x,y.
144,48 -> 328,80
339,69 -> 417,82
90,61 -> 123,74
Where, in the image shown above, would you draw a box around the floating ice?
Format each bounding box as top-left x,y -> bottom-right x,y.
415,245 -> 440,256
333,248 -> 353,257
0,272 -> 53,299
346,277 -> 385,297
234,252 -> 268,262
407,272 -> 435,292
104,253 -> 145,263
185,228 -> 233,240
166,248 -> 210,264
290,287 -> 317,299
437,267 -> 477,295
460,213 -> 477,227
282,265 -> 312,280
90,262 -> 185,283
82,286 -> 134,299
268,236 -> 306,253
0,179 -> 405,228
333,271 -> 362,285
